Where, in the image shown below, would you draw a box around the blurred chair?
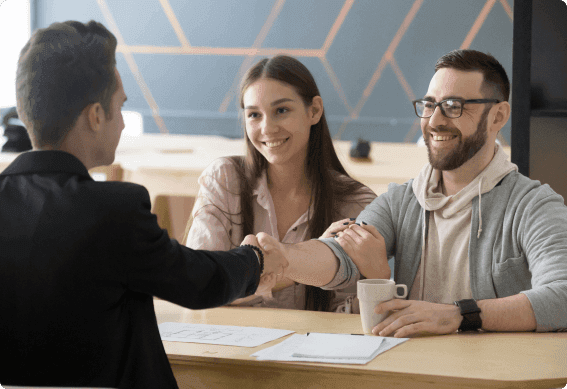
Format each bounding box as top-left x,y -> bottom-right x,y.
1,107 -> 32,153
152,195 -> 195,243
89,164 -> 124,182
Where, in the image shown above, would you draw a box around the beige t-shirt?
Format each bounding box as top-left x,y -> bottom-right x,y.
409,171 -> 474,303
186,157 -> 376,310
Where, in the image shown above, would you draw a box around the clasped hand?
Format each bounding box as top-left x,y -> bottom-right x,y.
326,219 -> 390,280
241,233 -> 289,297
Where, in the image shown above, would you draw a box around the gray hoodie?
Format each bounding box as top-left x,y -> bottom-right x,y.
409,145 -> 517,303
321,146 -> 567,331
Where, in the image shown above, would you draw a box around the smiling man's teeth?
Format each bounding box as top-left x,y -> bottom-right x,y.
265,139 -> 287,147
433,135 -> 457,141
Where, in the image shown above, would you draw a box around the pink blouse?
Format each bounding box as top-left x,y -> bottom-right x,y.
186,157 -> 376,310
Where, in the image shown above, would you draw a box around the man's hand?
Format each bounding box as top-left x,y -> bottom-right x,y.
335,222 -> 390,279
372,299 -> 462,337
241,234 -> 288,279
241,234 -> 289,298
241,234 -> 260,247
319,218 -> 356,239
256,232 -> 288,280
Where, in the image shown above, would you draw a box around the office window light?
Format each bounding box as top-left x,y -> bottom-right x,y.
0,0 -> 30,109
122,111 -> 143,136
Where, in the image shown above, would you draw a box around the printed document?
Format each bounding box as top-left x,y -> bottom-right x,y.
159,322 -> 294,347
253,333 -> 409,364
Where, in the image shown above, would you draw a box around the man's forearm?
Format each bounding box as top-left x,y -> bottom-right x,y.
478,293 -> 537,332
283,240 -> 339,287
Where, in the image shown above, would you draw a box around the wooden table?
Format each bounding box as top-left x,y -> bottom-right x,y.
1,135 -> 511,199
155,300 -> 567,389
115,135 -> 433,200
115,135 -> 512,199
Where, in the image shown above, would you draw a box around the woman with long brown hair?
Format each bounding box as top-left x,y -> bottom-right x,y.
185,55 -> 375,311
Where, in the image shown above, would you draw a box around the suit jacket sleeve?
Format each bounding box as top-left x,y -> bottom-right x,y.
111,183 -> 260,309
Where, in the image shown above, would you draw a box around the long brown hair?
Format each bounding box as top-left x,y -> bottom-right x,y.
242,55 -> 376,311
186,55 -> 374,311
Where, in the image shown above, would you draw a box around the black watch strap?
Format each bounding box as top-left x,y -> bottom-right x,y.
454,299 -> 482,332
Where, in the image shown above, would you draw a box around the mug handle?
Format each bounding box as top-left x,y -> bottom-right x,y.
395,284 -> 408,299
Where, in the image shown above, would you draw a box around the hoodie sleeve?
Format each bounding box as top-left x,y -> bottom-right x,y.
318,182 -> 409,290
355,182 -> 405,257
517,185 -> 567,332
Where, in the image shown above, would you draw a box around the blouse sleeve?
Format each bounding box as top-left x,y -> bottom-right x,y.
185,158 -> 243,251
334,183 -> 377,220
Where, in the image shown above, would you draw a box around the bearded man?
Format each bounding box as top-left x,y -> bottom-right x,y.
258,49 -> 567,336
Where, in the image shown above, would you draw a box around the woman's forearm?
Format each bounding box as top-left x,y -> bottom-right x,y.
283,240 -> 339,287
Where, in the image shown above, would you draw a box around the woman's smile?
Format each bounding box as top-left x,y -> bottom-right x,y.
263,138 -> 290,148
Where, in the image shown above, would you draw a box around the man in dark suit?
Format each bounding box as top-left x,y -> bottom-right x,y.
0,20 -> 286,388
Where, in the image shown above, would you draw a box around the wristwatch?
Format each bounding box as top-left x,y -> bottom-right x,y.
454,299 -> 482,332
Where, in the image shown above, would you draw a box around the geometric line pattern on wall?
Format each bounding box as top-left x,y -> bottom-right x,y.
218,0 -> 287,114
461,0 -> 513,50
459,0 -> 514,146
159,0 -> 191,48
334,0 -> 423,139
96,0 -> 513,141
98,0 -> 169,133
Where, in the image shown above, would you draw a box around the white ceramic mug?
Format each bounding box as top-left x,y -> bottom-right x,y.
357,279 -> 408,334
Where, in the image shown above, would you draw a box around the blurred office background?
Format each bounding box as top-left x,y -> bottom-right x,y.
0,0 -> 514,143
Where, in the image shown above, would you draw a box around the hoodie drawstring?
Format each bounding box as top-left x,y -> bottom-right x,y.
477,176 -> 483,239
419,208 -> 427,301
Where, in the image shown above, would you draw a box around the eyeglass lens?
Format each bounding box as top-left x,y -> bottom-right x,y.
416,100 -> 462,118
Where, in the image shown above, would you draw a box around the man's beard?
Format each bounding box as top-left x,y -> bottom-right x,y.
424,108 -> 490,171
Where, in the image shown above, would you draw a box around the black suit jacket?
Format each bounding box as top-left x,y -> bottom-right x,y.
0,151 -> 260,388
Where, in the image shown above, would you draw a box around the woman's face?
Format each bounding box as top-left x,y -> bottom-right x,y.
243,78 -> 322,168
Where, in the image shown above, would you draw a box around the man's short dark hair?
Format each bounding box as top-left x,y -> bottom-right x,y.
435,49 -> 510,102
16,20 -> 117,148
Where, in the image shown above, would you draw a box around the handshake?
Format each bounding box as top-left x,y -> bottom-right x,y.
241,233 -> 289,298
239,219 -> 389,298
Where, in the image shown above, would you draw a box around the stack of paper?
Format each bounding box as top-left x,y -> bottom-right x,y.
159,322 -> 294,347
252,333 -> 408,364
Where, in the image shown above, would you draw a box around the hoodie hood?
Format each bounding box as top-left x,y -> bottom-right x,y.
412,144 -> 518,219
410,143 -> 518,302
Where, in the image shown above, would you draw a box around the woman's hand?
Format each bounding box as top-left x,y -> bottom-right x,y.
335,222 -> 390,279
319,218 -> 356,239
255,273 -> 277,298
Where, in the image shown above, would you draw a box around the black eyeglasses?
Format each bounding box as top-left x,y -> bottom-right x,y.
412,98 -> 500,119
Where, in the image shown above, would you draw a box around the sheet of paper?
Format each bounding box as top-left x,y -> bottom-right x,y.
159,322 -> 294,348
252,333 -> 409,364
292,333 -> 384,359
